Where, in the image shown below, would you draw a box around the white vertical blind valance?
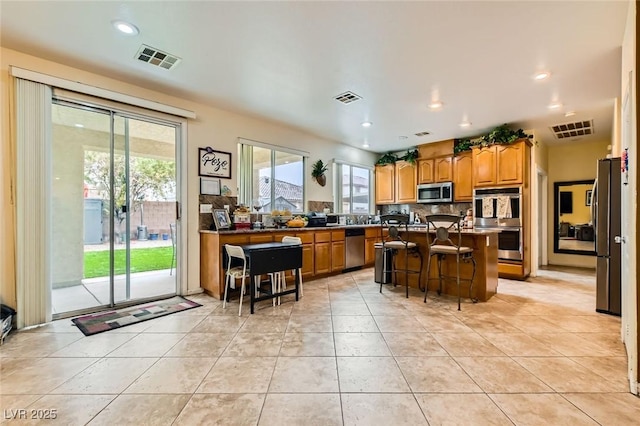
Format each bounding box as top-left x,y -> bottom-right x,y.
15,78 -> 52,328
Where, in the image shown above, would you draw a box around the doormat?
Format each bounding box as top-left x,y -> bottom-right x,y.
71,296 -> 202,336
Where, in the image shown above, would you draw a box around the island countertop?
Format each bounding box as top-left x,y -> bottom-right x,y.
199,225 -> 499,235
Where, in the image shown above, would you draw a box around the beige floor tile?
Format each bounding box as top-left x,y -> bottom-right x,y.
432,332 -> 505,356
105,333 -> 184,357
414,314 -> 475,333
269,357 -> 338,392
0,357 -> 32,378
334,332 -> 391,356
197,357 -> 276,393
51,357 -> 156,394
514,357 -> 627,392
191,315 -> 247,333
252,303 -> 294,317
396,356 -> 482,393
87,394 -> 190,426
49,333 -> 135,357
239,315 -> 290,333
0,357 -> 98,394
337,357 -> 410,392
0,332 -> 83,358
504,315 -> 565,334
259,393 -> 342,426
416,393 -> 513,425
125,357 -> 216,393
489,393 -> 599,426
383,332 -> 448,357
164,333 -> 234,357
21,394 -> 115,425
563,392 -> 640,426
0,394 -> 42,418
576,332 -> 627,356
287,315 -> 333,332
458,314 -> 523,334
140,314 -> 206,333
279,332 -> 335,356
330,302 -> 372,316
291,302 -> 332,315
569,356 -> 628,383
374,315 -> 425,332
332,315 -> 378,332
366,302 -> 411,316
222,333 -> 283,357
481,332 -> 561,356
529,333 -> 620,357
174,393 -> 265,426
342,393 -> 428,426
455,356 -> 552,393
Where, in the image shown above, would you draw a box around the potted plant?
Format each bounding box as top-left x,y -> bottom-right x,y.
399,149 -> 419,165
375,152 -> 399,166
312,159 -> 328,186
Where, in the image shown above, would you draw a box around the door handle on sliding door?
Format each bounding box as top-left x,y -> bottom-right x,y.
176,201 -> 180,220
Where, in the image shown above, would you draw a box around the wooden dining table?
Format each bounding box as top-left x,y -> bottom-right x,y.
241,241 -> 303,314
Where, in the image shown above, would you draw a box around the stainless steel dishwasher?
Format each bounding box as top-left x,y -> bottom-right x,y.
344,228 -> 365,270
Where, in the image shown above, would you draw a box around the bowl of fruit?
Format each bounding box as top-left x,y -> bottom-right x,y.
286,215 -> 308,228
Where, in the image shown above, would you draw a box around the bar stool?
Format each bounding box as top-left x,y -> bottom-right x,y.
379,214 -> 423,298
423,214 -> 477,310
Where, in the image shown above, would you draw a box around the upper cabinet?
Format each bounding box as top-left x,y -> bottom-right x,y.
417,159 -> 434,184
375,164 -> 395,204
453,152 -> 473,201
434,156 -> 453,182
395,160 -> 417,203
472,139 -> 530,187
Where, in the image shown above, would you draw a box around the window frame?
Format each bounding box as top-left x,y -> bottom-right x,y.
334,160 -> 373,214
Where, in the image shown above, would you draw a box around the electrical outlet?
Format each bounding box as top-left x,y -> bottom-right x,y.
200,204 -> 213,214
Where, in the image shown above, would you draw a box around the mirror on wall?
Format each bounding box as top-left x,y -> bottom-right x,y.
553,180 -> 596,256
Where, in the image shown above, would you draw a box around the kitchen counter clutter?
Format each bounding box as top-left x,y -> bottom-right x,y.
200,226 -> 499,302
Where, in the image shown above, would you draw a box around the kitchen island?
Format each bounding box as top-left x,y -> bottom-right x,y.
200,226 -> 499,302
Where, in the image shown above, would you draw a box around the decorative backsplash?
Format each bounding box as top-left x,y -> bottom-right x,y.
199,195 -> 237,230
308,200 -> 334,213
379,202 -> 472,221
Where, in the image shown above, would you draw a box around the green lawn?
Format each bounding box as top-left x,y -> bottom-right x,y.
84,246 -> 174,279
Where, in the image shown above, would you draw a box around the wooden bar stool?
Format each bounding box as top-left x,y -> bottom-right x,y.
379,214 -> 423,298
423,214 -> 477,310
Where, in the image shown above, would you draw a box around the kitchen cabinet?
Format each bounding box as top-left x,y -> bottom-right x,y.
364,227 -> 380,265
375,164 -> 395,204
418,159 -> 434,184
332,241 -> 345,271
301,245 -> 314,278
434,156 -> 453,182
472,139 -> 530,187
314,231 -> 332,275
395,160 -> 417,203
453,152 -> 473,201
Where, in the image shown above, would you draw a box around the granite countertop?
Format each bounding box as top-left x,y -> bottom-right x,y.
200,225 -> 499,235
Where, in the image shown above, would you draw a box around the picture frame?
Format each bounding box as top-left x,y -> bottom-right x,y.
586,189 -> 593,206
212,209 -> 232,230
200,177 -> 221,195
199,147 -> 232,179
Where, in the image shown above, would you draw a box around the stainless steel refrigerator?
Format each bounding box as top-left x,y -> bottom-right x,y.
594,157 -> 621,316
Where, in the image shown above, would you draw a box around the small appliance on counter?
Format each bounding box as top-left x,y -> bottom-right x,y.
305,212 -> 328,227
233,206 -> 252,229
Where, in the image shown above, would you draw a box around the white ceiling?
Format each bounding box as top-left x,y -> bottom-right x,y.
0,1 -> 629,153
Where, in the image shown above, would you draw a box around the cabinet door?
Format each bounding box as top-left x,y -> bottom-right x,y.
314,242 -> 331,274
365,237 -> 376,265
301,244 -> 314,278
453,152 -> 473,201
472,146 -> 497,187
434,156 -> 453,182
331,241 -> 345,271
496,143 -> 523,185
375,165 -> 395,204
395,161 -> 417,203
417,159 -> 434,184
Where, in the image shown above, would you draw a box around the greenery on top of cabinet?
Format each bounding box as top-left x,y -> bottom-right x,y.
375,152 -> 399,165
454,124 -> 532,153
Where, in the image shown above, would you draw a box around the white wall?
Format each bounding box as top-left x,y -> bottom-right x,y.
0,47 -> 378,308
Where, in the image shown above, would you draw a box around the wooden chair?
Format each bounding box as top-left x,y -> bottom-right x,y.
379,214 -> 423,298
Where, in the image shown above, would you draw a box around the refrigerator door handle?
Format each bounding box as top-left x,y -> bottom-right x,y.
590,178 -> 598,230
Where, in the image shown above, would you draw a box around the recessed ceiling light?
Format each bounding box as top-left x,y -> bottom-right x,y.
565,111 -> 576,117
459,120 -> 472,128
74,123 -> 84,128
362,142 -> 370,148
534,71 -> 551,81
428,101 -> 444,110
548,101 -> 563,110
112,20 -> 139,36
361,121 -> 372,128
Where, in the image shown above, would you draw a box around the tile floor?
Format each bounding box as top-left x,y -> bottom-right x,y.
2,266 -> 640,425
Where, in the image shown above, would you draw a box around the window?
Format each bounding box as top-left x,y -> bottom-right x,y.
239,141 -> 305,214
337,163 -> 371,213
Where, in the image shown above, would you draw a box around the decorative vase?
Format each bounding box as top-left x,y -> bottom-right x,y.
316,174 -> 326,187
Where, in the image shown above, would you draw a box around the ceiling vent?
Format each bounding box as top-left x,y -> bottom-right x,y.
550,119 -> 593,139
135,45 -> 181,70
334,91 -> 362,104
414,131 -> 431,137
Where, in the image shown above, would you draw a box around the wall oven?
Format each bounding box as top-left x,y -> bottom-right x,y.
417,182 -> 453,204
473,187 -> 523,261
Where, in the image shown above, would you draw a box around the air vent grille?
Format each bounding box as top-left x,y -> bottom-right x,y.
334,91 -> 362,104
414,131 -> 431,137
550,119 -> 593,139
136,45 -> 181,70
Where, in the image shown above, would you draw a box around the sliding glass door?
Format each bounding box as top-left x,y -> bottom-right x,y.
51,101 -> 179,318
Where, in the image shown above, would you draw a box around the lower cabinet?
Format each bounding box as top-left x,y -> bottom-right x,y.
301,244 -> 314,278
314,242 -> 331,274
332,241 -> 345,271
365,238 -> 376,265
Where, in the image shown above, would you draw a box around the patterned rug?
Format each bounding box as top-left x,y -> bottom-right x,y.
71,296 -> 202,336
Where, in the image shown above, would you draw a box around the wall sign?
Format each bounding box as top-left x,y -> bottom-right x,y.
199,147 -> 231,179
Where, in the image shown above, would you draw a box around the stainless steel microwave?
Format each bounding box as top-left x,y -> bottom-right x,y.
417,182 -> 453,204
